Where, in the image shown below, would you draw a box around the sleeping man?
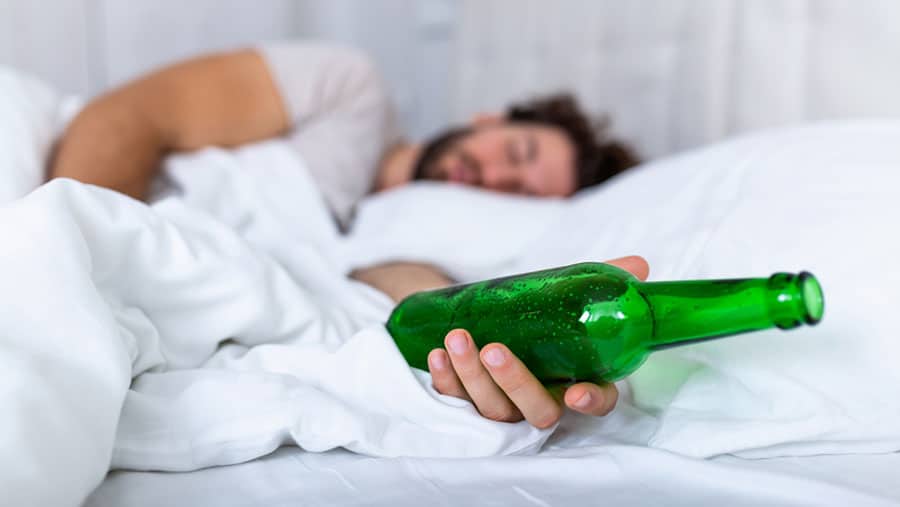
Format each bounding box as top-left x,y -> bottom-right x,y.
47,42 -> 643,430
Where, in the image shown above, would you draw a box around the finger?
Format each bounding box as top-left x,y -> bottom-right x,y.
604,256 -> 650,281
480,344 -> 562,429
428,348 -> 469,400
564,382 -> 620,416
445,329 -> 523,423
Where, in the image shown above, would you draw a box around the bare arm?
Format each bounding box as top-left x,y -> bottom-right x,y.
48,49 -> 289,200
350,261 -> 454,302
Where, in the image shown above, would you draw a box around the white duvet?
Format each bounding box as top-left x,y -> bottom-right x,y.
0,69 -> 551,507
2,67 -> 899,507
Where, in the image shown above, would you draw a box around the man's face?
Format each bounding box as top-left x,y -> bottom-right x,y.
417,123 -> 577,197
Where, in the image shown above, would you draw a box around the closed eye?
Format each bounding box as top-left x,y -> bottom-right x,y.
505,138 -> 522,166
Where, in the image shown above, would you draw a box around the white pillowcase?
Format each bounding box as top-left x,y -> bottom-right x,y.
343,182 -> 567,281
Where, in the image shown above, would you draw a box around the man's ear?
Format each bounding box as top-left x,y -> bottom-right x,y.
470,112 -> 505,127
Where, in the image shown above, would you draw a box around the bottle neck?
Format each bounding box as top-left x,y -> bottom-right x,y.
637,272 -> 824,351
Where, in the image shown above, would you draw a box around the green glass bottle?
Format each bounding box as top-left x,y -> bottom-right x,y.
386,262 -> 824,384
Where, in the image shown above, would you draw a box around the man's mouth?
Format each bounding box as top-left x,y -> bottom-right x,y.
445,161 -> 475,184
448,164 -> 464,183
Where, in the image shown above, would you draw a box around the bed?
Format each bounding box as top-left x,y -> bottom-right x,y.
3,63 -> 900,507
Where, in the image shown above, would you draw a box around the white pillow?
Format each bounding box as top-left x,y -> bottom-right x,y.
0,67 -> 80,204
614,120 -> 900,458
343,182 -> 567,281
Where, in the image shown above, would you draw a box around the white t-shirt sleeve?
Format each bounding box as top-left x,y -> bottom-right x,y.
257,42 -> 400,226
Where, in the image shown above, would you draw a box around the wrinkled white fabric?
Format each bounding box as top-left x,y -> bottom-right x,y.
0,178 -> 551,507
0,69 -> 550,507
86,444 -> 900,507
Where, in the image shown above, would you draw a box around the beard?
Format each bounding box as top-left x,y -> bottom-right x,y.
412,127 -> 472,181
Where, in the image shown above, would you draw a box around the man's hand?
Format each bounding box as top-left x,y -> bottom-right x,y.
428,256 -> 650,428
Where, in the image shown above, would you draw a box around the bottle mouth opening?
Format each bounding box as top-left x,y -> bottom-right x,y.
798,272 -> 824,325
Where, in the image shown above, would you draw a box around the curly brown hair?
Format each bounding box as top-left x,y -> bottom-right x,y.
412,93 -> 639,191
506,93 -> 639,190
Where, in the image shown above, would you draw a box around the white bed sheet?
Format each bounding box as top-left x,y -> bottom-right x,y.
86,423 -> 900,507
87,371 -> 900,507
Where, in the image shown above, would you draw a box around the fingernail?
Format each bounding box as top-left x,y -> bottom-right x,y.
447,331 -> 468,355
573,392 -> 592,409
429,351 -> 446,370
483,347 -> 506,367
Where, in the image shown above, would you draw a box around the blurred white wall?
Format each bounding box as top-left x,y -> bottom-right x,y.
3,0 -> 900,157
0,0 -> 299,93
454,0 -> 900,157
293,0 -> 457,139
0,0 -> 453,139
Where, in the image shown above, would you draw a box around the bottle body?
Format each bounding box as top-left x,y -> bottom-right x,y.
385,263 -> 823,383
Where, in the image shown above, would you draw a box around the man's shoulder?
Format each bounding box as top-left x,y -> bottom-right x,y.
258,40 -> 380,82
